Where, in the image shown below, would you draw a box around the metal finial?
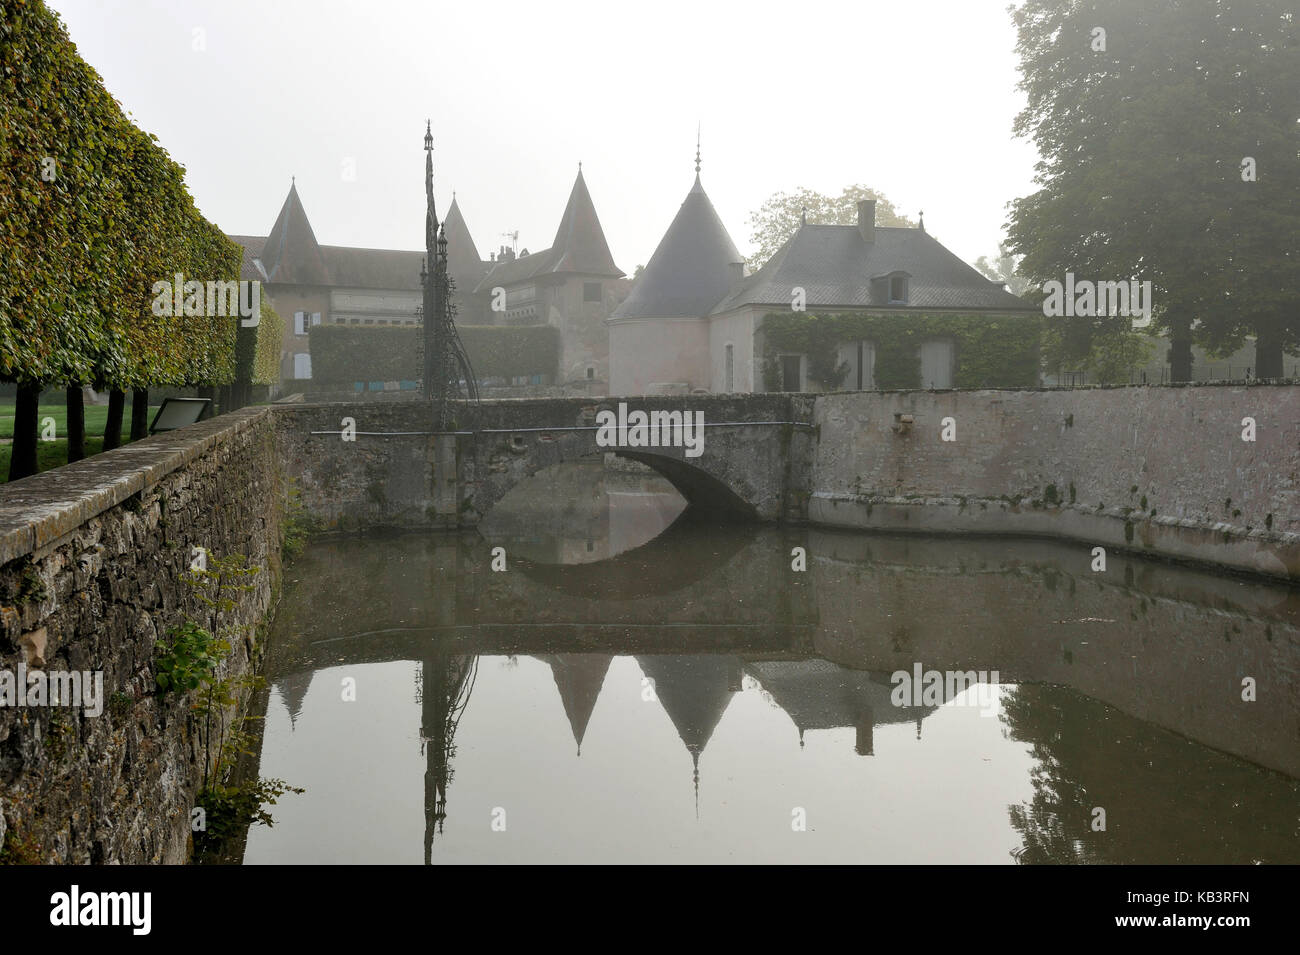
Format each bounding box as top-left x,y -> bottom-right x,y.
800,205 -> 806,226
694,123 -> 701,174
424,120 -> 433,152
919,209 -> 926,232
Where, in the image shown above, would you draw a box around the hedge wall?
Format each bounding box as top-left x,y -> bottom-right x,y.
759,311 -> 1043,390
309,324 -> 561,384
0,0 -> 242,388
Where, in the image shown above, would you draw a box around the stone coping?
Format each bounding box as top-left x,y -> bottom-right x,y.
0,406 -> 271,566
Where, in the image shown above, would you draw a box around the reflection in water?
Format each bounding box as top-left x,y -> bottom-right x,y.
245,462 -> 1300,864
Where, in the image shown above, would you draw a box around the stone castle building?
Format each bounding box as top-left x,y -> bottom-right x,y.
231,170 -> 625,388
609,155 -> 1037,395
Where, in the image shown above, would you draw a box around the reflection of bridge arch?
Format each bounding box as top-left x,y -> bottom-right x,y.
507,513 -> 756,599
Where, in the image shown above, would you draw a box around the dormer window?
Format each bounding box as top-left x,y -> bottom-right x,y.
889,274 -> 908,304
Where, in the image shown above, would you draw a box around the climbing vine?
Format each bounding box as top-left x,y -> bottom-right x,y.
759,311 -> 1043,390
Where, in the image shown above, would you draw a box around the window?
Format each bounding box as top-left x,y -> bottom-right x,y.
583,282 -> 602,303
725,343 -> 734,392
293,352 -> 312,380
781,354 -> 803,392
294,311 -> 306,335
836,340 -> 876,389
920,340 -> 954,389
586,366 -> 595,380
889,275 -> 908,303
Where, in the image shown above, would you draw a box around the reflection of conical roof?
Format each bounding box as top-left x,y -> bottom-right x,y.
536,654 -> 612,754
611,173 -> 741,319
275,669 -> 315,730
261,182 -> 330,284
637,655 -> 740,816
550,168 -> 623,277
636,656 -> 738,756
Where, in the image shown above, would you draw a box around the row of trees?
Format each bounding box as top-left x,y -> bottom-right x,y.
1006,0 -> 1299,381
744,2 -> 1296,385
0,0 -> 274,481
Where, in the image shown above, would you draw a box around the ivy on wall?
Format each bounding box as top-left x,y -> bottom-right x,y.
309,324 -> 561,384
759,311 -> 1043,390
0,0 -> 242,389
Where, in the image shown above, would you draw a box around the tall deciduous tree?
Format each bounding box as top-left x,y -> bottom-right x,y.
1006,0 -> 1299,381
974,243 -> 1032,298
747,185 -> 915,270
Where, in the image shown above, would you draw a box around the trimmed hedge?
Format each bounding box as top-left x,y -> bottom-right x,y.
759,311 -> 1042,390
309,324 -> 561,384
0,0 -> 242,388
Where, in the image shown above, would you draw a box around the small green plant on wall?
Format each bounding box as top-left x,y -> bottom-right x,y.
153,552 -> 303,857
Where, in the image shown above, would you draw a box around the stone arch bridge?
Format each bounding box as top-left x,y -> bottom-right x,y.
277,394 -> 816,530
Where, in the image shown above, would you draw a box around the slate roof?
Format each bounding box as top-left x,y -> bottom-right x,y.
229,183 -> 492,293
611,174 -> 742,320
474,168 -> 622,292
259,182 -> 330,285
549,169 -> 623,277
711,223 -> 1036,313
229,235 -> 269,282
474,246 -> 561,291
443,196 -> 491,291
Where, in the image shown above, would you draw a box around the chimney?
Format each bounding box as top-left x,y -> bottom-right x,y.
728,261 -> 745,287
857,199 -> 876,243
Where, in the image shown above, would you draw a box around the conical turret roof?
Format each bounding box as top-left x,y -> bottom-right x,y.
260,181 -> 330,285
612,173 -> 741,320
550,168 -> 623,277
442,195 -> 489,291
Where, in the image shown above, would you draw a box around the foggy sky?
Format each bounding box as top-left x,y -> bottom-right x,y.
47,0 -> 1038,271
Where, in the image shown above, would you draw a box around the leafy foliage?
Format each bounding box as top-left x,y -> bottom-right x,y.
251,302 -> 283,385
309,324 -> 561,384
759,311 -> 1042,390
974,244 -> 1031,298
0,0 -> 243,388
747,185 -> 915,270
194,778 -> 305,846
155,619 -> 227,694
1006,0 -> 1300,375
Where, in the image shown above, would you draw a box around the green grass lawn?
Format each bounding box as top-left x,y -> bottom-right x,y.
0,402 -> 148,439
0,403 -> 158,483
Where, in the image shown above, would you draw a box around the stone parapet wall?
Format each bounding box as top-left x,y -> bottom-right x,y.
810,385 -> 1300,580
0,408 -> 282,863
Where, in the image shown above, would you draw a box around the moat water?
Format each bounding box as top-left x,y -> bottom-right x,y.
240,460 -> 1300,864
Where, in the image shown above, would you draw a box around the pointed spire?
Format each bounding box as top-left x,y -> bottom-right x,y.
261,180 -> 327,284
692,748 -> 700,819
695,123 -> 701,174
549,168 -> 624,277
443,194 -> 486,286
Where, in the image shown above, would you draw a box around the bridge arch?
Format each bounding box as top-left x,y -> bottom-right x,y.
456,394 -> 813,526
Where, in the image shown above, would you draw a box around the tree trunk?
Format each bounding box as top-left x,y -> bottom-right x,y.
66,385 -> 86,463
1254,326 -> 1284,379
218,384 -> 232,415
131,388 -> 150,440
102,389 -> 125,451
1168,335 -> 1193,383
7,383 -> 41,481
